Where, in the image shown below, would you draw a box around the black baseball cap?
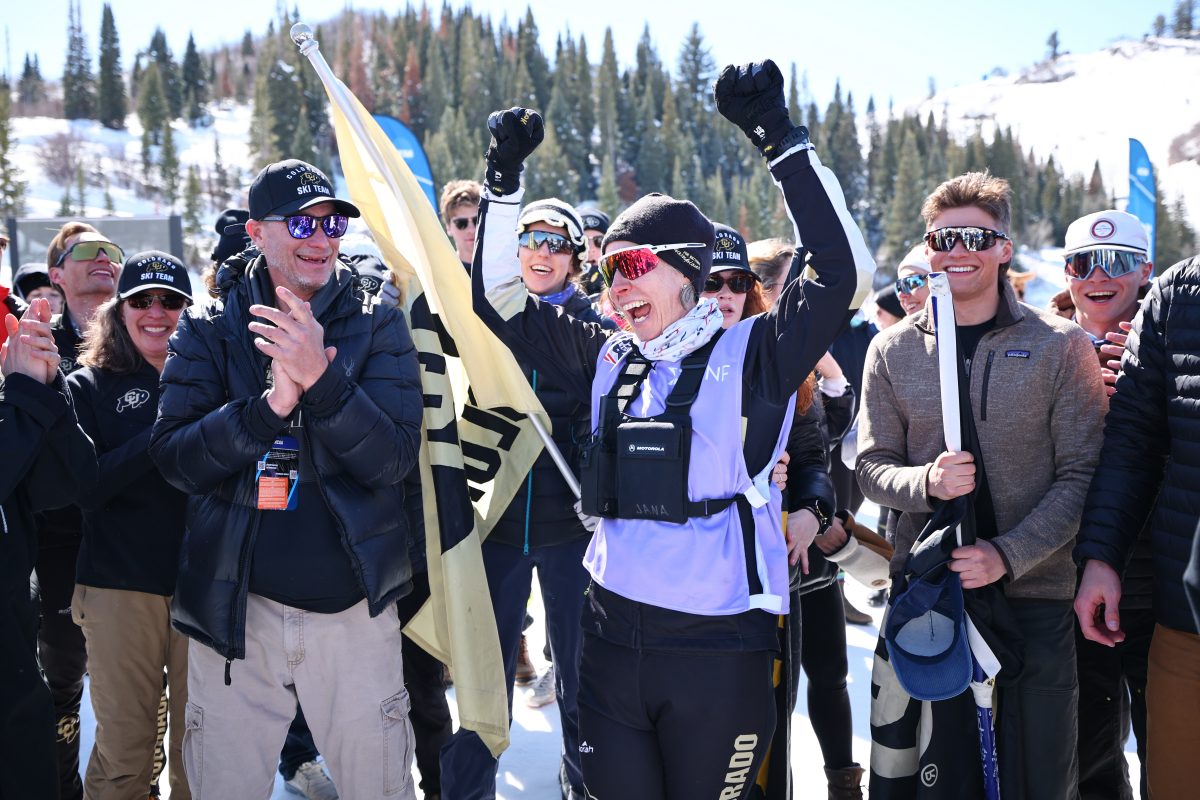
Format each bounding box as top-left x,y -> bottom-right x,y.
247,159 -> 361,221
578,208 -> 610,234
710,224 -> 754,274
118,251 -> 194,300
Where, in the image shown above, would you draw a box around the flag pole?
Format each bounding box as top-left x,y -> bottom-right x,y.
291,22 -> 581,500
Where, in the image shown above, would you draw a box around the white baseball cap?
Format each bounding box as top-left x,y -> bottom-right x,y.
897,244 -> 931,276
1064,210 -> 1149,257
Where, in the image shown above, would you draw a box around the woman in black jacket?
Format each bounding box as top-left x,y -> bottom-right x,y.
66,252 -> 193,800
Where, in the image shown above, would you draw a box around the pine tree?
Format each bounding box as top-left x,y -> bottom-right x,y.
18,55 -> 46,108
1084,160 -> 1107,213
527,126 -> 577,200
400,43 -> 426,134
576,35 -> 596,193
1174,0 -> 1195,37
184,165 -> 204,260
290,97 -> 316,164
96,4 -> 127,129
881,130 -> 927,268
1046,31 -> 1060,61
634,82 -> 668,195
705,170 -> 729,227
1154,15 -> 1167,37
75,163 -> 87,213
147,28 -> 183,119
0,84 -> 28,218
516,8 -> 552,109
62,0 -> 96,119
212,134 -> 231,208
596,29 -> 620,168
181,33 -> 208,126
138,62 -> 169,145
674,24 -> 715,154
160,123 -> 180,209
422,36 -> 450,139
140,128 -> 154,183
597,153 -> 620,215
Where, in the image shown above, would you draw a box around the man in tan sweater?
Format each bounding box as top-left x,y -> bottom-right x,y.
858,173 -> 1105,799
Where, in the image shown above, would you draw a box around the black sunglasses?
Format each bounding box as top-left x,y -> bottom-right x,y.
588,234 -> 603,248
518,230 -> 575,255
924,226 -> 1009,253
451,215 -> 479,231
126,292 -> 189,311
261,214 -> 349,240
703,273 -> 757,294
894,274 -> 929,296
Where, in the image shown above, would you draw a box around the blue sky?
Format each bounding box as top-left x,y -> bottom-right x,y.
7,0 -> 1166,109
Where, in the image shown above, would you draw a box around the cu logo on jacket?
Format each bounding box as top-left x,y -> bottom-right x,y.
116,388 -> 151,413
920,764 -> 938,787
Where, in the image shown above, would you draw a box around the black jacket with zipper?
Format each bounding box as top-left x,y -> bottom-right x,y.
149,256 -> 423,660
478,283 -> 613,551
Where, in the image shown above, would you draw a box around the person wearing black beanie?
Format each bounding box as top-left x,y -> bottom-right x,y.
210,208 -> 252,265
472,59 -> 875,800
871,285 -> 906,329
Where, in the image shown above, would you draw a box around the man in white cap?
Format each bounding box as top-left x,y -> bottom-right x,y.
1064,210 -> 1157,799
1058,210 -> 1153,396
1073,215 -> 1200,797
893,244 -> 932,318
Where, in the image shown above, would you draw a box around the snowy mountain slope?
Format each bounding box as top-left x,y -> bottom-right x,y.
910,36 -> 1200,232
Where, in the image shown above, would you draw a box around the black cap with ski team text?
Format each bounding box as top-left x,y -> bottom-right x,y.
118,250 -> 194,300
247,159 -> 361,221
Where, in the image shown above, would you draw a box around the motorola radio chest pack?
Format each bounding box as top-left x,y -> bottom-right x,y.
580,331 -> 739,524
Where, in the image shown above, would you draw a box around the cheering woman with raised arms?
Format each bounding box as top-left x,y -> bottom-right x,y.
472,60 -> 874,799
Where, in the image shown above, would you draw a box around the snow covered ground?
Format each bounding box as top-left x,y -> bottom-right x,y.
74,501 -> 1138,799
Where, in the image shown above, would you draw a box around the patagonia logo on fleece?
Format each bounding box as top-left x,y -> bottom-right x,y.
1005,350 -> 1030,359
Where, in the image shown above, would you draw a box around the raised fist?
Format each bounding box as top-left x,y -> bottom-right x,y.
484,107 -> 545,196
713,60 -> 800,159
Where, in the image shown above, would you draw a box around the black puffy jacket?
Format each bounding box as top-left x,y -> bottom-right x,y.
1075,257 -> 1200,633
149,257 -> 423,660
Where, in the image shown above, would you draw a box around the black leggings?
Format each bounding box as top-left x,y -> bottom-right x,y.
799,581 -> 854,769
578,635 -> 776,800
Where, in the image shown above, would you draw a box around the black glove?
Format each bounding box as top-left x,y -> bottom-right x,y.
484,107 -> 545,196
713,60 -> 806,159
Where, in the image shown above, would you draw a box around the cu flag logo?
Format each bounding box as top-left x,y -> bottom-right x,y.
116,388 -> 151,413
920,764 -> 939,787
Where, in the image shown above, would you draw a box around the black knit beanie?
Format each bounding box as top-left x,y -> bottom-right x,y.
602,193 -> 715,293
211,208 -> 252,264
873,285 -> 905,320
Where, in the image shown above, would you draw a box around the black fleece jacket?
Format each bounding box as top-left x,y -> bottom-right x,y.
68,361 -> 186,596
